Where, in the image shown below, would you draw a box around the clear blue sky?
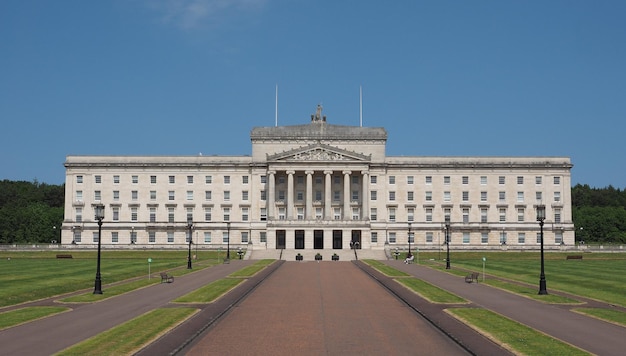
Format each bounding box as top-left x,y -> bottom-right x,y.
1,0 -> 625,188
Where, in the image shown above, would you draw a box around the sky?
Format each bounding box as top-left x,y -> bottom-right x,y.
1,0 -> 625,188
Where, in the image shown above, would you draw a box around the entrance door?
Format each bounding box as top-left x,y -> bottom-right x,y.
314,230 -> 324,249
351,230 -> 362,249
276,230 -> 286,249
295,230 -> 305,249
332,230 -> 343,249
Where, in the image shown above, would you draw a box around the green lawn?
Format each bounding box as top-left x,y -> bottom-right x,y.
0,306 -> 70,330
0,250 -> 223,307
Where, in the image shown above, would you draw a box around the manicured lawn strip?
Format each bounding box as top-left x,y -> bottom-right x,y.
55,307 -> 198,356
484,279 -> 580,304
395,278 -> 467,303
448,308 -> 589,356
229,259 -> 275,278
363,259 -> 410,277
60,277 -> 161,303
573,308 -> 626,327
0,250 -> 222,307
174,278 -> 244,303
0,306 -> 69,330
420,251 -> 626,307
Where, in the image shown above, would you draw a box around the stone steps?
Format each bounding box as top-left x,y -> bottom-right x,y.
249,248 -> 386,261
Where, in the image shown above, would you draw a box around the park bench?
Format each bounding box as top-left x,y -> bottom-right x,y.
56,254 -> 73,259
404,255 -> 415,264
465,272 -> 480,283
566,255 -> 583,260
160,272 -> 174,283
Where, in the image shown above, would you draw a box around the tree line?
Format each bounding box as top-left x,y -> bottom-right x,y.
0,180 -> 625,244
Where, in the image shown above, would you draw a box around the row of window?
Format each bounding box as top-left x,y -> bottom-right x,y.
74,230 -> 258,244
381,231 -> 564,244
80,175 -> 252,185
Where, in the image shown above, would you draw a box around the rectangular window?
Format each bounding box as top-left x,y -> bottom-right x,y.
167,232 -> 174,243
315,207 -> 323,219
481,232 -> 488,244
499,208 -> 506,222
388,207 -> 396,222
77,175 -> 83,184
536,176 -> 542,185
443,191 -> 451,202
463,232 -> 470,244
187,175 -> 193,184
223,207 -> 230,221
204,232 -> 211,243
113,175 -> 120,184
333,208 -> 341,220
151,175 -> 157,184
242,191 -> 249,201
261,190 -> 267,201
260,208 -> 267,221
352,190 -> 359,201
260,232 -> 267,243
444,176 -> 451,184
205,191 -> 212,200
555,231 -> 563,244
242,207 -> 249,221
352,207 -> 360,220
517,176 -> 524,184
407,208 -> 415,222
518,208 -> 525,222
333,190 -> 341,201
168,207 -> 175,223
260,175 -> 267,184
499,176 -> 505,185
481,208 -> 488,223
389,176 -> 396,184
370,175 -> 377,184
462,208 -> 469,223
425,176 -> 432,184
554,192 -> 561,202
149,232 -> 156,243
242,176 -> 249,184
168,191 -> 175,200
389,232 -> 396,244
518,233 -> 526,244
426,232 -> 433,243
224,191 -> 230,201
241,232 -> 249,243
150,191 -> 157,200
205,207 -> 212,222
536,191 -> 543,202
554,176 -> 560,185
169,175 -> 175,184
371,190 -> 377,201
150,207 -> 156,223
95,175 -> 102,184
131,207 -> 138,222
480,176 -> 487,185
389,191 -> 396,201
371,232 -> 378,243
76,191 -> 83,201
205,175 -> 212,184
187,191 -> 194,201
500,231 -> 507,245
554,208 -> 562,224
112,207 -> 119,221
499,191 -> 505,202
407,191 -> 414,201
370,208 -> 377,221
278,207 -> 285,220
462,176 -> 469,185
425,208 -> 432,222
75,207 -> 82,222
93,232 -> 99,243
315,190 -> 322,201
462,191 -> 469,202
296,191 -> 304,201
425,191 -> 432,201
94,191 -> 101,201
407,176 -> 414,184
480,191 -> 487,202
132,190 -> 138,200
132,175 -> 138,184
352,176 -> 359,184
113,191 -> 119,201
517,192 -> 524,202
224,175 -> 230,184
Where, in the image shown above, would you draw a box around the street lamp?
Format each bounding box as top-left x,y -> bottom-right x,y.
536,204 -> 548,295
445,215 -> 451,269
93,204 -> 105,295
226,222 -> 231,261
407,222 -> 413,258
187,217 -> 193,269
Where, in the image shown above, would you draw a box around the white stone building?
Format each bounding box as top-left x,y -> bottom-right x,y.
62,106 -> 574,252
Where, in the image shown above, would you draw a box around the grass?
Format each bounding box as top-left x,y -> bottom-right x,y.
60,277 -> 161,303
419,251 -> 626,307
395,278 -> 467,303
0,306 -> 70,330
0,250 -> 222,307
173,278 -> 245,303
54,307 -> 198,356
362,259 -> 410,277
448,308 -> 590,355
573,308 -> 626,327
483,279 -> 580,304
229,259 -> 275,278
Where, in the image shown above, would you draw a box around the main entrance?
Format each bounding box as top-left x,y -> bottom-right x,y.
351,230 -> 362,249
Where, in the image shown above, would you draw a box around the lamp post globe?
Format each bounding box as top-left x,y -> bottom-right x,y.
537,204 -> 548,295
187,217 -> 193,269
445,216 -> 451,270
93,204 -> 105,295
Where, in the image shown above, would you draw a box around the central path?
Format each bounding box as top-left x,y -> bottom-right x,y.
185,262 -> 468,355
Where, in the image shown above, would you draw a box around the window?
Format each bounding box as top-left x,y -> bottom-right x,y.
94,191 -> 101,201
77,175 -> 83,184
555,231 -> 563,244
205,175 -> 212,184
499,191 -> 505,202
554,208 -> 562,223
407,176 -> 414,184
261,190 -> 267,201
462,191 -> 469,202
150,191 -> 157,200
132,190 -> 138,201
500,231 -> 507,245
333,190 -> 340,201
241,232 -> 249,243
443,191 -> 451,202
535,176 -> 542,184
517,176 -> 524,184
260,232 -> 267,243
296,191 -> 304,201
444,176 -> 451,185
224,176 -> 230,184
113,191 -> 119,201
315,190 -> 321,201
149,232 -> 156,243
75,207 -> 83,222
407,208 -> 415,222
480,191 -> 487,202
371,232 -> 378,243
352,208 -> 360,220
407,191 -> 414,201
187,176 -> 193,184
553,176 -> 560,185
260,208 -> 267,221
297,207 -> 304,220
278,207 -> 285,220
242,207 -> 249,221
518,233 -> 526,244
462,208 -> 469,223
388,207 -> 396,222
112,207 -> 119,221
315,207 -> 323,219
499,176 -> 505,185
389,176 -> 396,184
425,208 -> 433,222
167,232 -> 174,243
169,175 -> 175,184
131,207 -> 138,222
278,190 -> 285,200
536,232 -> 542,244
425,191 -> 432,201
224,191 -> 230,201
333,208 -> 341,220
168,208 -> 175,223
130,231 -> 136,244
499,208 -> 506,222
151,175 -> 157,184
223,207 -> 230,221
370,175 -> 377,184
371,190 -> 377,200
113,175 -> 120,184
204,232 -> 212,243
168,191 -> 175,200
132,175 -> 138,184
76,191 -> 83,201
260,175 -> 267,184
389,191 -> 396,201
242,176 -> 249,184
481,208 -> 488,223
517,191 -> 524,202
297,175 -> 304,184
186,208 -> 193,222
93,232 -> 100,243
518,208 -> 525,222
352,176 -> 359,184
204,207 -> 212,221
462,176 -> 469,185
150,207 -> 156,223
242,191 -> 249,201
389,232 -> 396,244
481,232 -> 488,244
426,232 -> 433,243
480,176 -> 487,185
463,232 -> 470,244
536,191 -> 543,202
95,175 -> 102,184
554,192 -> 561,202
425,176 -> 432,184
352,190 -> 359,201
370,208 -> 377,221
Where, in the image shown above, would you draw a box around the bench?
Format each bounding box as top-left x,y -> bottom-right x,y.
56,254 -> 73,259
465,272 -> 480,283
404,255 -> 414,264
566,255 -> 583,260
160,272 -> 174,283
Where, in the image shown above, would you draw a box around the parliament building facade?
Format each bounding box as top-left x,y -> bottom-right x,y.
61,107 -> 574,252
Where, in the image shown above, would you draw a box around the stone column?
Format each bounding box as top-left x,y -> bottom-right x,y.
324,170 -> 333,219
343,170 -> 351,220
361,170 -> 369,220
305,170 -> 314,219
268,171 -> 275,220
286,170 -> 295,220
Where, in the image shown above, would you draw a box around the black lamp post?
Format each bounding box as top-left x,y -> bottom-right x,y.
537,204 -> 548,295
187,217 -> 193,269
408,222 -> 413,257
226,222 -> 231,261
93,204 -> 104,294
445,215 -> 451,269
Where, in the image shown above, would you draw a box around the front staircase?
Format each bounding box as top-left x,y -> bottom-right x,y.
249,248 -> 386,261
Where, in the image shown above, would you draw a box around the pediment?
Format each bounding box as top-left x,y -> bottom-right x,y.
267,144 -> 370,162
